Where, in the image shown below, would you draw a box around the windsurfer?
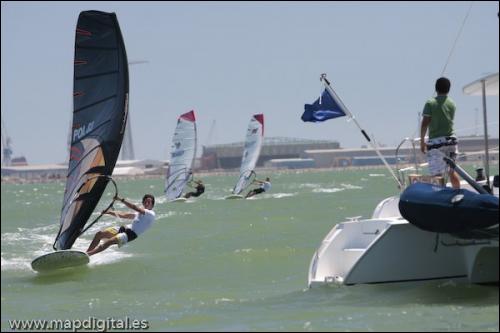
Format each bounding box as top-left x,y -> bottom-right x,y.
184,180 -> 205,198
245,177 -> 271,198
86,194 -> 156,256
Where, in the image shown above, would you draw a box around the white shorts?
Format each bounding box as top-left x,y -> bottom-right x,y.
105,226 -> 131,248
426,137 -> 458,176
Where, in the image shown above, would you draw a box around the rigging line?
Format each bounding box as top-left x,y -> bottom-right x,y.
415,3 -> 474,145
440,1 -> 474,76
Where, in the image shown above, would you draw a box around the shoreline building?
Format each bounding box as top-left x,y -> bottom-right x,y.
1,159 -> 166,181
200,135 -> 498,171
2,136 -> 496,180
200,137 -> 340,170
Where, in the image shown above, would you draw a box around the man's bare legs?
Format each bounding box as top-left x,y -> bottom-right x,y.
87,237 -> 119,256
86,230 -> 115,253
245,190 -> 256,198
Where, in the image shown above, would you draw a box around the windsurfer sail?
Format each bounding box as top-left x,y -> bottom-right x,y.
165,110 -> 197,201
53,10 -> 129,251
232,114 -> 264,195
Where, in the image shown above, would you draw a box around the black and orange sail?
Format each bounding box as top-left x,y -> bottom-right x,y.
54,11 -> 129,250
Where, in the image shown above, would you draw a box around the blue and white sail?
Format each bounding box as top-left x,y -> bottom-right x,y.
301,88 -> 347,122
165,110 -> 197,201
232,114 -> 264,195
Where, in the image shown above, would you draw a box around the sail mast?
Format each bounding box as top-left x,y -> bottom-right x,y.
320,74 -> 402,188
165,110 -> 197,201
232,114 -> 264,195
463,72 -> 499,190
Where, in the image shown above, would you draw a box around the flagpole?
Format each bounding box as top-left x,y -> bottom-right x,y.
320,74 -> 402,189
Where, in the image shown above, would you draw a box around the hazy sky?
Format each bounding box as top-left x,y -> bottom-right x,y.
2,1 -> 498,164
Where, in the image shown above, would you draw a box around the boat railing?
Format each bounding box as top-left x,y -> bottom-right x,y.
394,137 -> 428,189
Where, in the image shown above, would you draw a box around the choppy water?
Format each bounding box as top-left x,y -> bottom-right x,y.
1,169 -> 498,331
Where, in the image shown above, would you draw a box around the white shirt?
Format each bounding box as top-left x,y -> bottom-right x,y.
128,209 -> 156,236
260,181 -> 272,192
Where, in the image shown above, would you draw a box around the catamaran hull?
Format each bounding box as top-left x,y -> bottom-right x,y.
308,218 -> 499,286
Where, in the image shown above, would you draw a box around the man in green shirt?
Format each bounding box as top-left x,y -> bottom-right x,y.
420,77 -> 460,188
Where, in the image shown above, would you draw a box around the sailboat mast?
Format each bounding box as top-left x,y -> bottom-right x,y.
320,74 -> 402,189
480,80 -> 491,189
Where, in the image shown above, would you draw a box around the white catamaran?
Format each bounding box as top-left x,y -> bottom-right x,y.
307,73 -> 499,286
226,114 -> 264,199
165,110 -> 197,202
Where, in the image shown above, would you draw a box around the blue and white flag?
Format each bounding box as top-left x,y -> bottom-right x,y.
301,88 -> 347,122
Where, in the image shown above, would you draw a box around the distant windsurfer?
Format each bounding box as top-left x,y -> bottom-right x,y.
86,194 -> 156,256
420,77 -> 460,189
184,179 -> 205,198
245,177 -> 271,198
